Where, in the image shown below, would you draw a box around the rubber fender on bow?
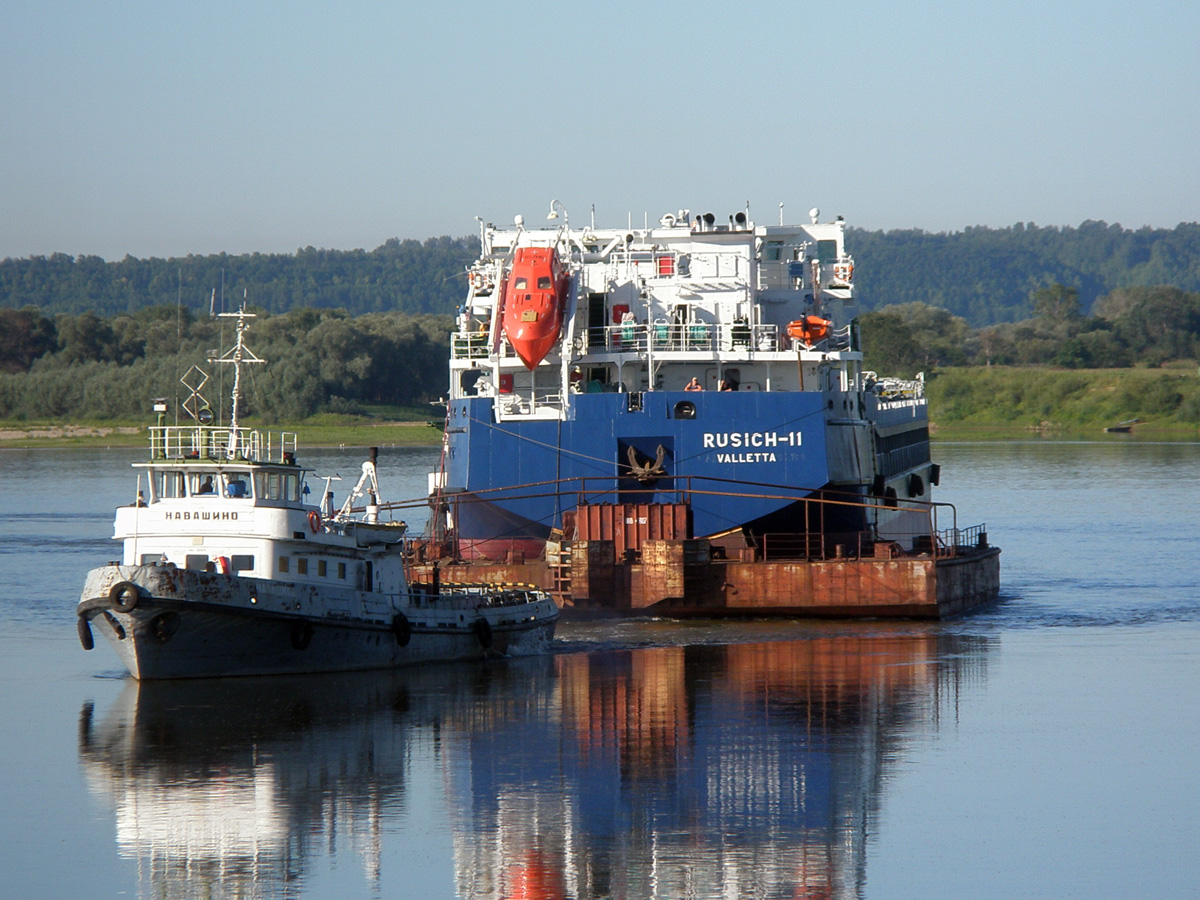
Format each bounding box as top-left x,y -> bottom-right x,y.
392,612 -> 412,647
473,616 -> 493,650
77,615 -> 94,651
109,581 -> 140,612
291,619 -> 314,651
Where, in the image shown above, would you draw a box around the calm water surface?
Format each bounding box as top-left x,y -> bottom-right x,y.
1,442 -> 1198,899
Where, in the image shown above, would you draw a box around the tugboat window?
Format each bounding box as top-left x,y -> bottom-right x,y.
673,401 -> 697,419
155,471 -> 186,499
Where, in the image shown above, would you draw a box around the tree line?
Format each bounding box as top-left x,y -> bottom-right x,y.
859,284 -> 1200,376
3,221 -> 1200,327
0,306 -> 453,422
0,236 -> 476,318
849,220 -> 1200,326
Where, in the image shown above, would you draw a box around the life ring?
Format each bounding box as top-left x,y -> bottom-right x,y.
109,581 -> 140,612
473,616 -> 493,650
308,510 -> 321,533
834,261 -> 854,283
392,612 -> 412,647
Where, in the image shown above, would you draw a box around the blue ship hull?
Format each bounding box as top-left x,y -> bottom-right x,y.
444,391 -> 834,544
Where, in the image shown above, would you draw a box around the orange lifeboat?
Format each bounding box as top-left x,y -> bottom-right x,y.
502,247 -> 569,369
786,315 -> 832,347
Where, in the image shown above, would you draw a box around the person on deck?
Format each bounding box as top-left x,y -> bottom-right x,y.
685,377 -> 704,391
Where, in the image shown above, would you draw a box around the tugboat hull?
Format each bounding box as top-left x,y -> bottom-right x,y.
78,565 -> 558,680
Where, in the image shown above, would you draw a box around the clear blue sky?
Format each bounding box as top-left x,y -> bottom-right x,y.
2,0 -> 1196,260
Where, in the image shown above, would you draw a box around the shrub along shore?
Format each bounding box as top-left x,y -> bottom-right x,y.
2,366 -> 1198,449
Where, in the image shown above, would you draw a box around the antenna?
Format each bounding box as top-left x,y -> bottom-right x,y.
209,305 -> 265,457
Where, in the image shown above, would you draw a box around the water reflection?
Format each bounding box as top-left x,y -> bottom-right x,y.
79,631 -> 991,899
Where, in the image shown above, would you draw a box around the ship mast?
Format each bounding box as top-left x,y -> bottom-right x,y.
210,306 -> 264,458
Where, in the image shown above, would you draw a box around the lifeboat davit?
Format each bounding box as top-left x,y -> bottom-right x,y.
502,247 -> 569,369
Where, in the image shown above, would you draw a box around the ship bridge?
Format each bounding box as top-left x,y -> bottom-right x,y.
448,207 -> 862,422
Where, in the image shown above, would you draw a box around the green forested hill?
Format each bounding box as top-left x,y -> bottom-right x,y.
4,222 -> 1200,326
0,236 -> 476,317
849,221 -> 1200,325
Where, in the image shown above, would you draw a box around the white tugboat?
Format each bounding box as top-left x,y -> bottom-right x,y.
77,307 -> 558,679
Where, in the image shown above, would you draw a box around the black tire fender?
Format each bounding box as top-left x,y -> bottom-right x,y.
150,611 -> 181,643
110,581 -> 140,612
473,616 -> 493,650
77,615 -> 95,651
392,612 -> 412,647
290,619 -> 314,651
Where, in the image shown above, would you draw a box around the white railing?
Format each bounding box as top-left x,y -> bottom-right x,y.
450,331 -> 490,360
584,322 -> 781,354
494,390 -> 565,417
150,425 -> 298,464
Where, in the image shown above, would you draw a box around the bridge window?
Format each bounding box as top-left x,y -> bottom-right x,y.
154,471 -> 186,499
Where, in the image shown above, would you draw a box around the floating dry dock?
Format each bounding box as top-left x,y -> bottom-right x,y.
409,489 -> 1000,620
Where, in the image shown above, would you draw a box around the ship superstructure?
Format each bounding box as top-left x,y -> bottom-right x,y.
436,204 -> 933,560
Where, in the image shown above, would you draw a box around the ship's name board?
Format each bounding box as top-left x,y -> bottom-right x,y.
162,510 -> 240,521
702,430 -> 802,465
702,430 -> 801,449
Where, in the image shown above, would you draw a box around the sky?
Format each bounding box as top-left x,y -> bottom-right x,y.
2,0 -> 1197,261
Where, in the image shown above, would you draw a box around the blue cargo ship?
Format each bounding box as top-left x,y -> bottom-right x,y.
430,203 -> 943,566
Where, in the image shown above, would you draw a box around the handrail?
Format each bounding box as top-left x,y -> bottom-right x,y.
404,474 -> 983,561
148,425 -> 298,464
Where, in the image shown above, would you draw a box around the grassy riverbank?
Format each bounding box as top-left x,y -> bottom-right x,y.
4,367 -> 1199,449
0,415 -> 445,450
926,366 -> 1200,440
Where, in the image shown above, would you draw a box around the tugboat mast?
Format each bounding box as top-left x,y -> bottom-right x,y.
210,306 -> 264,457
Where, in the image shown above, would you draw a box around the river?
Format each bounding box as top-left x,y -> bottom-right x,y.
1,441 -> 1197,899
